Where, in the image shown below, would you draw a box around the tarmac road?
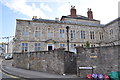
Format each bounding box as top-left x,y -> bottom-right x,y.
0,57 -> 21,80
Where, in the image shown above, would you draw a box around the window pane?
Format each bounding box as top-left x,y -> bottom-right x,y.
71,44 -> 74,48
38,47 -> 40,51
48,33 -> 53,38
25,43 -> 28,46
35,43 -> 40,51
38,43 -> 40,46
22,31 -> 29,36
60,33 -> 64,38
60,29 -> 62,33
35,31 -> 40,37
25,47 -> 28,51
21,43 -> 28,52
22,31 -> 25,36
63,29 -> 64,33
35,47 -> 37,51
35,43 -> 37,46
25,32 -> 29,35
22,47 -> 24,51
71,30 -> 73,39
81,31 -> 85,39
60,29 -> 64,38
60,44 -> 65,47
60,44 -> 62,47
22,43 -> 24,46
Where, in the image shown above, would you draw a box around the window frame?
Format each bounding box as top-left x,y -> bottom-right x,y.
59,43 -> 65,48
90,31 -> 94,39
48,28 -> 54,38
81,30 -> 85,39
35,31 -> 40,37
34,43 -> 41,51
21,43 -> 28,52
59,29 -> 65,38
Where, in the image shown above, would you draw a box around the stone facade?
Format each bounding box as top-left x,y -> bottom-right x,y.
14,19 -> 103,53
76,45 -> 120,78
13,6 -> 120,53
104,19 -> 120,46
13,48 -> 77,75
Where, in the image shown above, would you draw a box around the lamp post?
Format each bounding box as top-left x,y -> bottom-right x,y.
66,26 -> 69,52
6,37 -> 9,53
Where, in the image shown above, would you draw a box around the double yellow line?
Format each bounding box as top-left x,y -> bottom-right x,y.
2,71 -> 19,78
0,59 -> 18,79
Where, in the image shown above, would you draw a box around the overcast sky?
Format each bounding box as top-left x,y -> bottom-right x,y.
0,0 -> 119,42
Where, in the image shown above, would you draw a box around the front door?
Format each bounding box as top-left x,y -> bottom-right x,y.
48,46 -> 52,51
47,44 -> 54,51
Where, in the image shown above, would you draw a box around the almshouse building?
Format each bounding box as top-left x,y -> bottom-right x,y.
13,6 -> 120,53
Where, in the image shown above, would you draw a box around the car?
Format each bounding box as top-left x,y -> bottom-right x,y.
5,54 -> 13,60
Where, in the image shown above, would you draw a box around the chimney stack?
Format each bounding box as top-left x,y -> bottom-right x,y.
32,16 -> 37,20
87,8 -> 93,19
70,6 -> 77,17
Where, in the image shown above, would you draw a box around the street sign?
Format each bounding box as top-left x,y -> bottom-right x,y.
79,67 -> 93,69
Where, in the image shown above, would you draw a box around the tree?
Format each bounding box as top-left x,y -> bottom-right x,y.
86,41 -> 90,48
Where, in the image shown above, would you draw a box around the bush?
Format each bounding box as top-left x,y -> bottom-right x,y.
86,41 -> 90,48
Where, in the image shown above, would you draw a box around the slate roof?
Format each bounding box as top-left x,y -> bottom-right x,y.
105,17 -> 120,26
60,15 -> 100,21
32,18 -> 104,27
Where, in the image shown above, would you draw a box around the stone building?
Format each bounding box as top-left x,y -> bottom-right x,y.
13,6 -> 120,53
0,42 -> 6,55
8,40 -> 14,53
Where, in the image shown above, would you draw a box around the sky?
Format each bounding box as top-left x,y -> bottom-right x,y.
0,0 -> 119,42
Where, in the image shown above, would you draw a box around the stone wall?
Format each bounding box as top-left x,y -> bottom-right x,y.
76,45 -> 120,78
104,20 -> 119,46
13,48 -> 77,75
13,45 -> 120,77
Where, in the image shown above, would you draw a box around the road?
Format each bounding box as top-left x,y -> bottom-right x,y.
0,57 -> 20,80
0,57 -> 86,80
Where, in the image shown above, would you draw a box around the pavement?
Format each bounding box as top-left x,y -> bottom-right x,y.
1,60 -> 80,79
0,58 -> 2,79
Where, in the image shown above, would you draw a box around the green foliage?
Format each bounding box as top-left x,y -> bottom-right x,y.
86,41 -> 90,48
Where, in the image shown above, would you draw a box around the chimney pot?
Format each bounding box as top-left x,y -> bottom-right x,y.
32,16 -> 37,20
70,5 -> 77,17
87,8 -> 93,19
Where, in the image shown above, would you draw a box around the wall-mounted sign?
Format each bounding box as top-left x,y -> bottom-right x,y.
79,67 -> 93,69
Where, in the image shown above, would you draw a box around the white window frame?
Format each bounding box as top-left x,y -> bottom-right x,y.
71,30 -> 76,40
21,43 -> 28,52
81,30 -> 85,39
90,31 -> 94,39
22,27 -> 29,36
59,43 -> 65,48
34,43 -> 40,51
59,29 -> 65,38
35,31 -> 40,37
48,28 -> 54,38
